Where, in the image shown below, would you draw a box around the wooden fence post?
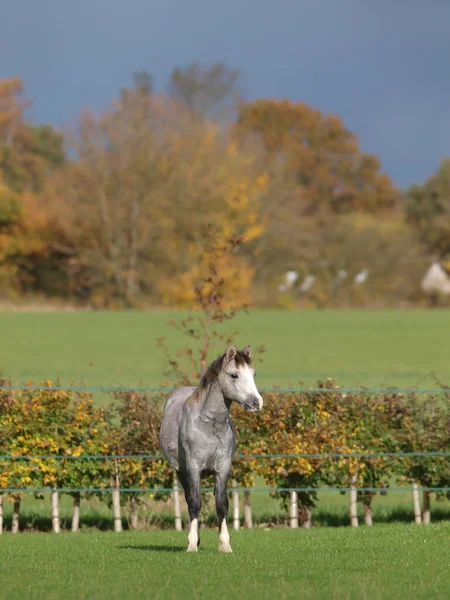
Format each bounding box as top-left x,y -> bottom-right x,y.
232,480 -> 240,531
412,481 -> 422,524
289,491 -> 298,529
349,475 -> 358,528
111,460 -> 122,532
51,490 -> 61,533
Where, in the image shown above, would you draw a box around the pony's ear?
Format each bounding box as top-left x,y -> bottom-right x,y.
243,344 -> 252,359
225,345 -> 237,363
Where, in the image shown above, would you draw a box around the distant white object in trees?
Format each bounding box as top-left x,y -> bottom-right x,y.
338,270 -> 348,279
354,269 -> 369,284
285,270 -> 299,286
298,274 -> 316,292
278,270 -> 299,292
421,262 -> 450,295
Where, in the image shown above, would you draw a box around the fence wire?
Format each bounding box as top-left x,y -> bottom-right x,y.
1,452 -> 450,460
1,486 -> 450,494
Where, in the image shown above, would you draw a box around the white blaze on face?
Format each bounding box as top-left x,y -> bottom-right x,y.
237,364 -> 263,410
187,518 -> 199,552
218,518 -> 232,553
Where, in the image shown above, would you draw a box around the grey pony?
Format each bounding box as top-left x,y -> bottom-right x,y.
159,344 -> 263,552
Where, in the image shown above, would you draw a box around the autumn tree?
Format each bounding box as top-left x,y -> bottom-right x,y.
39,82 -> 267,307
39,89 -> 182,305
235,99 -> 399,214
406,158 -> 450,260
1,123 -> 65,194
168,62 -> 244,121
0,77 -> 64,194
0,174 -> 52,296
0,77 -> 65,297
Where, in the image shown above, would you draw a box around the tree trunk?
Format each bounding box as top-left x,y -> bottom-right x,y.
0,493 -> 3,534
363,499 -> 373,526
300,505 -> 312,529
422,490 -> 431,525
349,475 -> 358,528
412,481 -> 422,524
51,490 -> 61,533
232,479 -> 240,531
289,491 -> 298,529
129,495 -> 138,530
111,463 -> 122,532
72,492 -> 81,533
11,497 -> 21,534
244,491 -> 253,529
173,476 -> 182,531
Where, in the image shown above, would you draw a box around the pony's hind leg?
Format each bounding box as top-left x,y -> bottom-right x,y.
214,472 -> 232,553
184,468 -> 202,552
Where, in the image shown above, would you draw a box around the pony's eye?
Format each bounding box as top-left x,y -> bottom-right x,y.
230,373 -> 239,379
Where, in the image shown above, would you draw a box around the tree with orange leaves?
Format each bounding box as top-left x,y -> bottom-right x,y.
235,99 -> 398,214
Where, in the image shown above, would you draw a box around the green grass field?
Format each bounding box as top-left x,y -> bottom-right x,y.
1,309 -> 450,389
1,525 -> 449,599
2,309 -> 450,598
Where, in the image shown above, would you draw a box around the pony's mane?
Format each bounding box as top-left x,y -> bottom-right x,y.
199,349 -> 252,389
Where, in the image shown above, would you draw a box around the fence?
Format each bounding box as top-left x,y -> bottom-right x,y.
1,385 -> 450,533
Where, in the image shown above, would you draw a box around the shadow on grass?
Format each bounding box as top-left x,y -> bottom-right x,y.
118,544 -> 187,553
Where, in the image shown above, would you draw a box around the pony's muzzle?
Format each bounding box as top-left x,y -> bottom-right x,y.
247,395 -> 263,411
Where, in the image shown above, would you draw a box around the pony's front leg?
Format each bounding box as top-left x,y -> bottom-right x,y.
215,472 -> 232,553
185,468 -> 202,552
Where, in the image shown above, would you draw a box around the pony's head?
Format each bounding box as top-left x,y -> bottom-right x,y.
217,344 -> 263,412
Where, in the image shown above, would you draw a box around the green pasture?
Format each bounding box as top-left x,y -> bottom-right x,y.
1,524 -> 449,599
1,309 -> 450,389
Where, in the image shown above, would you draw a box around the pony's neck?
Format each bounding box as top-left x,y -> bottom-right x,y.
199,380 -> 230,425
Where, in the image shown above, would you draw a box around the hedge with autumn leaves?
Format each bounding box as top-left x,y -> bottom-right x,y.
1,379 -> 450,529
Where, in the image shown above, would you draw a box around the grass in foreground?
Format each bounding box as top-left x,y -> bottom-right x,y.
1,525 -> 449,599
1,309 -> 450,389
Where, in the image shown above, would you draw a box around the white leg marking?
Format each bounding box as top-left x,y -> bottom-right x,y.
218,518 -> 232,553
187,518 -> 199,552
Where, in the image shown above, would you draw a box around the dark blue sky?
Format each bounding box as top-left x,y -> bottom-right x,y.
2,0 -> 450,188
